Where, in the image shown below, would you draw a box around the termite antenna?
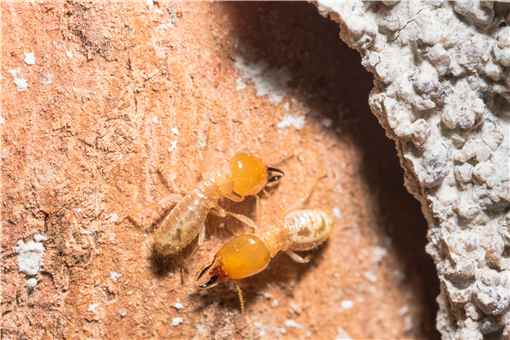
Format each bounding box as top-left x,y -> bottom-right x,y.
180,265 -> 185,285
271,152 -> 296,168
234,281 -> 245,313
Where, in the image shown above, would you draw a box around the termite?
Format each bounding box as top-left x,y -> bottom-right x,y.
129,152 -> 284,257
196,208 -> 334,312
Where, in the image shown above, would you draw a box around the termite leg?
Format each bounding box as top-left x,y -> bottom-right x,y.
180,265 -> 185,285
127,193 -> 182,231
222,191 -> 244,203
283,190 -> 312,215
230,212 -> 259,232
211,208 -> 259,232
197,223 -> 206,246
271,153 -> 296,168
286,250 -> 311,264
284,174 -> 327,214
188,224 -> 206,259
125,215 -> 143,230
234,281 -> 245,313
155,166 -> 184,195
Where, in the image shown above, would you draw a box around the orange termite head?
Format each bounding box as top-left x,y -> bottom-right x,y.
197,234 -> 271,288
218,153 -> 284,201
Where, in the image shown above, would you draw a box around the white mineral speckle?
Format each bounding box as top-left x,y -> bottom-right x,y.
399,305 -> 409,316
151,116 -> 159,124
235,78 -> 246,91
234,55 -> 291,104
332,207 -> 342,219
26,277 -> 38,290
168,140 -> 177,153
173,301 -> 184,310
271,299 -> 280,308
171,317 -> 184,327
118,308 -> 128,318
404,315 -> 414,332
108,212 -> 119,223
23,52 -> 36,65
110,271 -> 122,281
0,115 -> 5,125
261,291 -> 273,299
335,327 -> 352,340
88,303 -> 99,313
363,271 -> 377,283
284,319 -> 304,329
340,300 -> 353,310
170,127 -> 179,135
8,69 -> 28,91
14,239 -> 45,276
372,246 -> 387,264
277,114 -> 305,130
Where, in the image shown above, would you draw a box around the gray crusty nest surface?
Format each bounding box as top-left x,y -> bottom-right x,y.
315,1 -> 510,339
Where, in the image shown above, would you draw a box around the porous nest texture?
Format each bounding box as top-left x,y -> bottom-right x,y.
316,1 -> 510,339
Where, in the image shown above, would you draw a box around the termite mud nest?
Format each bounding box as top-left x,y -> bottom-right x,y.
316,1 -> 510,338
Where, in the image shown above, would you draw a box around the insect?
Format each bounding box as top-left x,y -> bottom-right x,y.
130,152 -> 284,257
197,208 -> 334,312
